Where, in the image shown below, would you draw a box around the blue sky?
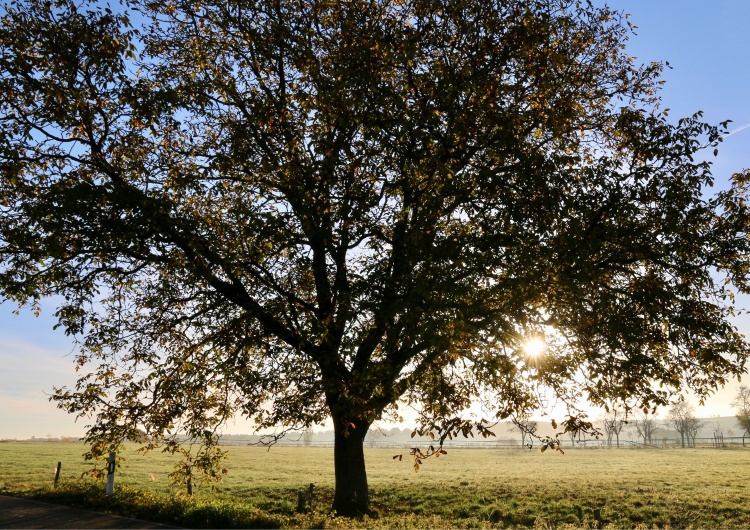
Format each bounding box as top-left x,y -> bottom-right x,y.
2,1 -> 750,439
617,0 -> 750,184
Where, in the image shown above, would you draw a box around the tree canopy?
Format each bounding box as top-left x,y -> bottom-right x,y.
2,0 -> 750,516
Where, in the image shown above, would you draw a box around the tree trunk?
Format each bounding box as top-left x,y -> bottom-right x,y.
332,421 -> 369,517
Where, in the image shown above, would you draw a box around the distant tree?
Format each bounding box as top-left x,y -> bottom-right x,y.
667,401 -> 700,448
511,420 -> 538,449
711,416 -> 725,448
4,0 -> 750,516
601,406 -> 626,448
567,427 -> 578,448
731,386 -> 750,446
365,426 -> 387,448
302,427 -> 315,447
634,410 -> 659,446
685,416 -> 703,447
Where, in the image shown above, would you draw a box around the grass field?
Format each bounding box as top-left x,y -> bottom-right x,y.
1,442 -> 750,528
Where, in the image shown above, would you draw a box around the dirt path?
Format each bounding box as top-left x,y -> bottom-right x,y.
0,495 -> 180,529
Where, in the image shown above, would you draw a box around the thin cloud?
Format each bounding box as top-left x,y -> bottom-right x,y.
0,337 -> 78,399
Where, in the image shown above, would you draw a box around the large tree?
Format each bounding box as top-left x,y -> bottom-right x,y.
2,0 -> 750,516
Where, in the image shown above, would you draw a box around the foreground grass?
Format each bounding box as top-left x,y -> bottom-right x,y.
1,442 -> 750,528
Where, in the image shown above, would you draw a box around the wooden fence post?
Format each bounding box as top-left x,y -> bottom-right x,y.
106,452 -> 116,496
53,462 -> 61,488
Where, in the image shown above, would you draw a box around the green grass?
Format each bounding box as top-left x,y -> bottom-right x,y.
2,442 -> 750,528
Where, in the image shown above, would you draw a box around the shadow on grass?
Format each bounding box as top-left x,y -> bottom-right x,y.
0,482 -> 284,529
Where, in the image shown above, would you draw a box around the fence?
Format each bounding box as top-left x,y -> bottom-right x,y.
217,436 -> 747,449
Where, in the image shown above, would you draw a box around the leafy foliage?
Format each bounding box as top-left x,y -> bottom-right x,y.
166,442 -> 228,496
2,0 -> 750,515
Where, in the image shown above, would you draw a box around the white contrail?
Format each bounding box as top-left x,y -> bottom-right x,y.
726,122 -> 750,137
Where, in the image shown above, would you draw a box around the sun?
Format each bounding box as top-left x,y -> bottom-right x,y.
523,337 -> 546,357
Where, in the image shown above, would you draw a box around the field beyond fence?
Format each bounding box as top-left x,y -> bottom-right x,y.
219,436 -> 748,449
1,442 -> 750,528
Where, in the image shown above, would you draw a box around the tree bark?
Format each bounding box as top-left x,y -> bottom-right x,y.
332,421 -> 369,517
